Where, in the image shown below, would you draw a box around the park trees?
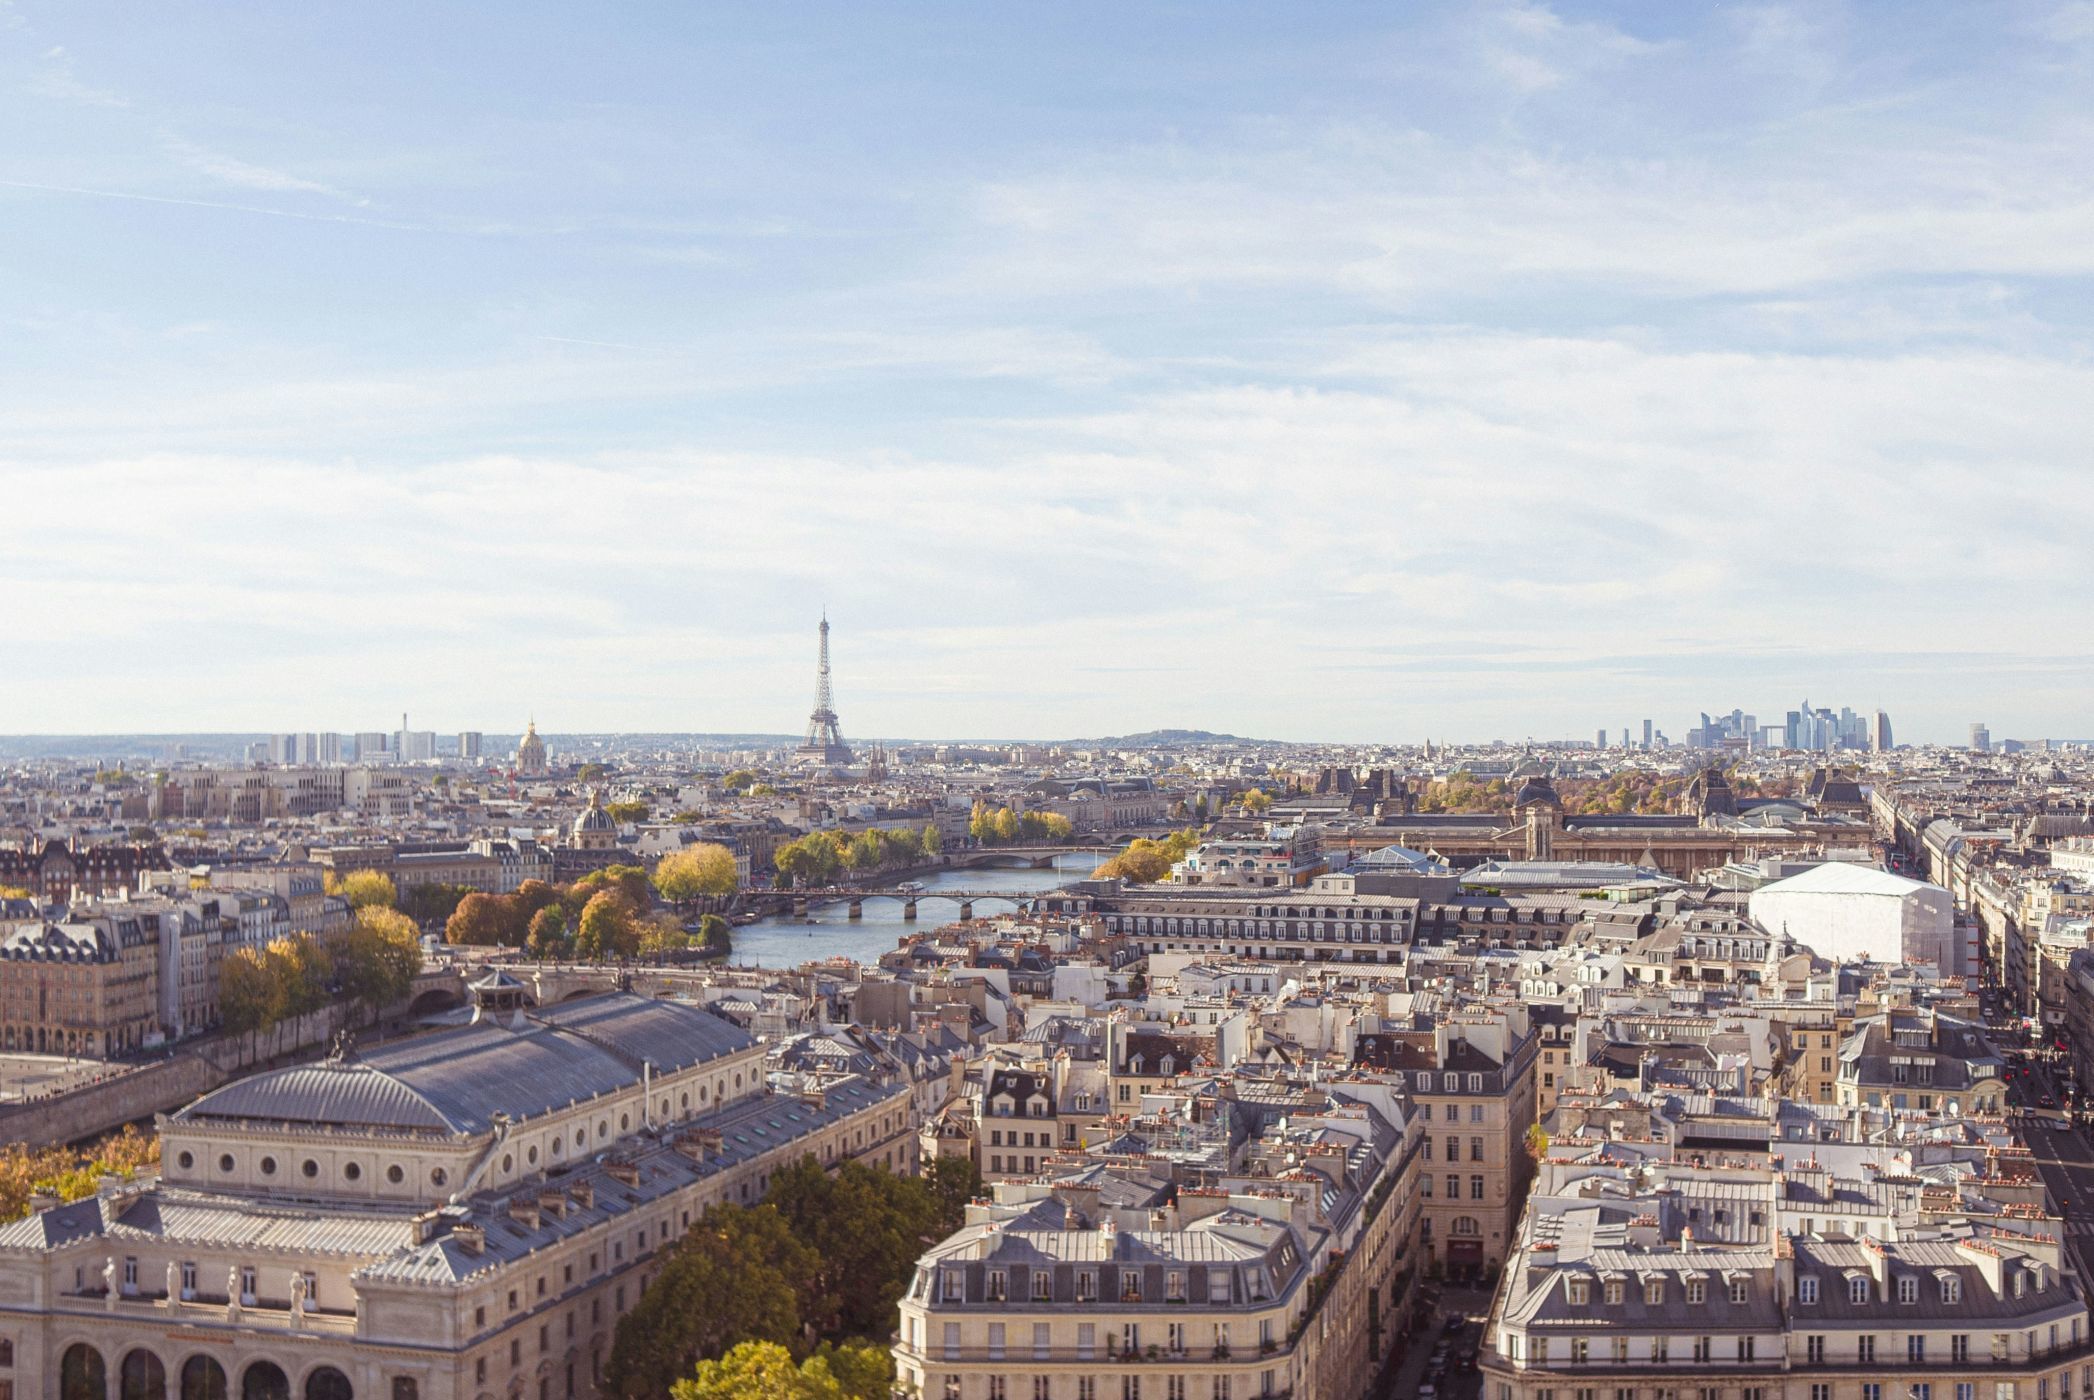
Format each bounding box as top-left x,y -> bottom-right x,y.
527,904 -> 572,958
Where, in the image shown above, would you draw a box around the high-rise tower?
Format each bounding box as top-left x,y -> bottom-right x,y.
795,614 -> 854,766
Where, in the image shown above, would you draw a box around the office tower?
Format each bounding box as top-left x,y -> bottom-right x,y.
458,731 -> 483,761
317,732 -> 342,764
1870,711 -> 1892,752
1641,718 -> 1652,747
353,732 -> 390,762
1970,723 -> 1991,752
266,734 -> 295,764
1596,729 -> 1607,750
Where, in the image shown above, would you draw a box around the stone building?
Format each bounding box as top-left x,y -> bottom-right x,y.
0,991 -> 919,1399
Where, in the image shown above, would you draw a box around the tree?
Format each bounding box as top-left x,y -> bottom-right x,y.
1240,788 -> 1273,814
920,823 -> 942,856
991,806 -> 1019,843
697,913 -> 733,958
655,843 -> 740,904
606,800 -> 651,824
446,892 -> 513,947
577,890 -> 641,961
721,769 -> 757,793
326,869 -> 397,911
0,884 -> 33,900
1524,1123 -> 1552,1163
338,906 -> 423,1018
398,881 -> 472,926
527,905 -> 572,959
1096,831 -> 1200,884
573,864 -> 654,915
671,1342 -> 891,1400
219,947 -> 285,1048
578,762 -> 610,783
606,1205 -> 815,1399
263,935 -> 332,1028
639,918 -> 694,958
925,1153 -> 983,1236
749,783 -> 777,797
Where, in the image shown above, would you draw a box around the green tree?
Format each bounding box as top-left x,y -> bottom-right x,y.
398,881 -> 472,925
991,806 -> 1019,843
577,890 -> 641,961
671,1342 -> 891,1400
326,869 -> 397,911
696,913 -> 732,958
605,800 -> 651,824
721,769 -> 757,793
573,864 -> 654,914
578,762 -> 610,783
925,1153 -> 983,1236
526,904 -> 572,959
920,823 -> 942,856
655,843 -> 741,904
749,783 -> 777,797
606,1205 -> 816,1399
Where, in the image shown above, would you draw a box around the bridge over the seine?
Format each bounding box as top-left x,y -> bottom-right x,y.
772,885 -> 1046,922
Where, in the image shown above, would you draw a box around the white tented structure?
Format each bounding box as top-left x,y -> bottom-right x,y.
1748,862 -> 1960,975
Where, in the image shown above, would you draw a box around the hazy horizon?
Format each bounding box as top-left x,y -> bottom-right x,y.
5,3 -> 2091,741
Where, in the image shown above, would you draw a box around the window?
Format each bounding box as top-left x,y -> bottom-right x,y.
1858,1337 -> 1876,1364
1645,1279 -> 1665,1305
1798,1276 -> 1818,1304
1604,1281 -> 1623,1305
1899,1276 -> 1919,1305
1945,1277 -> 1964,1304
1612,1338 -> 1630,1364
1572,1339 -> 1589,1366
1685,1281 -> 1705,1306
1471,1176 -> 1485,1200
1730,1280 -> 1748,1304
1471,1137 -> 1485,1161
1693,1337 -> 1711,1363
1850,1277 -> 1871,1304
1568,1280 -> 1591,1306
1954,1336 -> 1970,1363
1737,1337 -> 1754,1361
1910,1336 -> 1928,1364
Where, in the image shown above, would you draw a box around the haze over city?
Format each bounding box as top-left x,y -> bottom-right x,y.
6,2 -> 2093,739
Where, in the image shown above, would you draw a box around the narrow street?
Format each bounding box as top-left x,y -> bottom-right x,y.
2004,1049 -> 2094,1286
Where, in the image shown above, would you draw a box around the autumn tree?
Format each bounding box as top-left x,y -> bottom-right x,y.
326,868 -> 397,911
445,892 -> 513,947
338,906 -> 424,1018
219,947 -> 285,1051
654,843 -> 740,904
605,800 -> 651,824
266,935 -> 332,1020
920,823 -> 942,856
576,890 -> 641,961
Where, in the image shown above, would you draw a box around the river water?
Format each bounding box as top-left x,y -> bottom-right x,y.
721,852 -> 1108,968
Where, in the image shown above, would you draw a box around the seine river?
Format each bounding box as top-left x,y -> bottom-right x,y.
721,852 -> 1108,968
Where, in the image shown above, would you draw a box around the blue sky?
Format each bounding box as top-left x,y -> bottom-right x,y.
4,2 -> 2092,743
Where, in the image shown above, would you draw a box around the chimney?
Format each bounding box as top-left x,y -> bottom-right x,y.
1681,1225 -> 1695,1254
507,1197 -> 541,1230
452,1222 -> 486,1256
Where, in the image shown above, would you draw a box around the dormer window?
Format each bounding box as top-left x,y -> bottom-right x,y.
1568,1279 -> 1591,1305
1645,1279 -> 1665,1305
1850,1277 -> 1871,1305
1798,1276 -> 1819,1305
1077,1270 -> 1097,1301
1685,1280 -> 1705,1306
1941,1276 -> 1962,1304
1604,1281 -> 1623,1306
943,1271 -> 963,1301
1729,1280 -> 1749,1305
988,1270 -> 1007,1302
1898,1276 -> 1918,1305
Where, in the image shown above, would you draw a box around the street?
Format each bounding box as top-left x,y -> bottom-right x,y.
2004,1046 -> 2094,1286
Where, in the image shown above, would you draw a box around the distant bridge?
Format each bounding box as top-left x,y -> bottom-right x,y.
762,886 -> 1041,922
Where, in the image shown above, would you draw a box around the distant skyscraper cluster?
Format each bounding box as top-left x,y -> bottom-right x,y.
245,717 -> 491,765
1678,700 -> 1891,752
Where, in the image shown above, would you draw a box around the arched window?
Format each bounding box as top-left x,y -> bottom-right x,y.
242,1360 -> 291,1400
62,1343 -> 108,1400
304,1366 -> 353,1400
120,1350 -> 167,1400
181,1356 -> 229,1400
1452,1216 -> 1482,1237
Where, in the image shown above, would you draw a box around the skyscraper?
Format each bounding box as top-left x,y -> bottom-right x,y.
794,614 -> 853,766
1870,711 -> 1893,752
1970,723 -> 1991,753
458,731 -> 483,761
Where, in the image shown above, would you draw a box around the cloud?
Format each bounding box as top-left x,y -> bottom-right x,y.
26,44 -> 127,107
158,134 -> 367,204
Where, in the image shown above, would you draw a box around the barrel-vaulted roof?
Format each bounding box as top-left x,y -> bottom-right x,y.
177,993 -> 753,1137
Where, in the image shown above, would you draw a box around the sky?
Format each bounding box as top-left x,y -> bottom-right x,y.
3,2 -> 2092,745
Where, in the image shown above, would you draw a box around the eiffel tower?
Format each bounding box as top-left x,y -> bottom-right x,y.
794,613 -> 854,766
